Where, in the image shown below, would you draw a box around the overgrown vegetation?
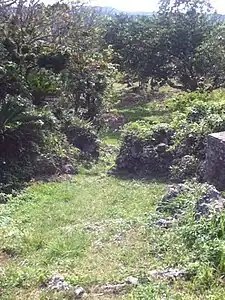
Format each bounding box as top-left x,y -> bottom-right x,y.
3,0 -> 225,299
115,91 -> 225,182
1,0 -> 225,190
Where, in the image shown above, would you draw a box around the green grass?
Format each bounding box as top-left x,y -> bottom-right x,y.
2,89 -> 225,299
2,176 -> 225,299
118,101 -> 172,124
0,176 -> 166,299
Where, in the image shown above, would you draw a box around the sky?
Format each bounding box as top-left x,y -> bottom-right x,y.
44,0 -> 225,14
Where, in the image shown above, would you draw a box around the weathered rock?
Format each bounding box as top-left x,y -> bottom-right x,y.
0,194 -> 8,204
162,184 -> 190,202
93,240 -> 104,249
148,268 -> 188,280
114,232 -> 123,242
35,156 -> 59,176
205,132 -> 225,190
157,184 -> 190,213
115,124 -> 175,177
62,164 -> 77,175
66,125 -> 99,160
195,184 -> 225,220
102,113 -> 126,131
154,218 -> 175,228
75,287 -> 86,298
170,155 -> 200,182
125,276 -> 139,285
47,274 -> 71,291
156,143 -> 167,153
84,222 -> 105,233
158,182 -> 225,220
47,275 -> 86,297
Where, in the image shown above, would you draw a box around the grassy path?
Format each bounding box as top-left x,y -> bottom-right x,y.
1,175 -> 167,299
2,96 -> 225,299
2,175 -> 225,299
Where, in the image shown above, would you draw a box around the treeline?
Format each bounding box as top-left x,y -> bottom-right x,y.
105,0 -> 225,91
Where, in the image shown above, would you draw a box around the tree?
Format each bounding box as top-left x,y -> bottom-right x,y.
104,14 -> 165,87
156,0 -> 220,91
105,0 -> 225,92
195,23 -> 225,90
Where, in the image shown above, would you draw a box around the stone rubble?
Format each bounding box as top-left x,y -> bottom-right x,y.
158,183 -> 225,220
99,283 -> 127,294
195,184 -> 225,220
154,217 -> 175,228
47,274 -> 71,291
148,268 -> 188,280
47,274 -> 86,298
125,276 -> 139,285
74,287 -> 86,298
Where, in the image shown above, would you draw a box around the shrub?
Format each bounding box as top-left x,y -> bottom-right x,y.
65,121 -> 100,161
0,121 -> 44,192
181,212 -> 225,273
0,97 -> 79,192
35,130 -> 79,177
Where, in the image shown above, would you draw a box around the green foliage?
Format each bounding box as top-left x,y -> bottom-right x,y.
104,14 -> 166,86
65,121 -> 100,160
105,0 -> 225,91
181,209 -> 225,274
0,0 -> 119,190
61,47 -> 118,120
115,91 -> 225,181
0,96 -> 40,133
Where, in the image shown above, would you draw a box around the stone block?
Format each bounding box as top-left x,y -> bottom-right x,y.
205,132 -> 225,190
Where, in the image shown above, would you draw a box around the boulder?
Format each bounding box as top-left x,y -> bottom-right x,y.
61,164 -> 77,175
205,132 -> 225,190
195,184 -> 225,220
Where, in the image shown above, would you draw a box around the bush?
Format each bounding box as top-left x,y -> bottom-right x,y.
34,130 -> 79,177
181,212 -> 225,273
0,97 -> 79,192
65,123 -> 100,160
0,120 -> 44,192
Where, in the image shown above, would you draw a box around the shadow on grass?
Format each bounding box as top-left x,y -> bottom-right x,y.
108,168 -> 172,185
118,102 -> 171,123
116,86 -> 180,109
121,108 -> 169,122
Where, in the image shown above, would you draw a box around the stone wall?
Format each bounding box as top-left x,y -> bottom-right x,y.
205,132 -> 225,190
